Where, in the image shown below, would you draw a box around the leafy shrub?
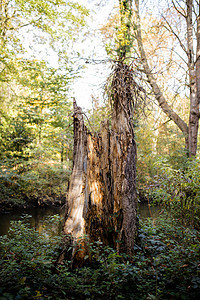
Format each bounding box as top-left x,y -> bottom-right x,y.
0,215 -> 64,299
145,157 -> 200,229
0,214 -> 200,299
135,214 -> 200,299
0,161 -> 70,209
19,161 -> 70,205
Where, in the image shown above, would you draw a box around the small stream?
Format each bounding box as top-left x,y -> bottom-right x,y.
0,204 -> 160,236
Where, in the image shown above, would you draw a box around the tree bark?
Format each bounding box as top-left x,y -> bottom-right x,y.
63,99 -> 88,241
186,0 -> 199,156
110,62 -> 137,255
63,63 -> 137,263
197,2 -> 200,106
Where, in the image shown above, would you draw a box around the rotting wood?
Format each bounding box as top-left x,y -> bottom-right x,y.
63,62 -> 137,264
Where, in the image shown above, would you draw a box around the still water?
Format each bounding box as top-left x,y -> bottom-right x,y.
0,204 -> 159,236
138,203 -> 160,219
0,206 -> 65,236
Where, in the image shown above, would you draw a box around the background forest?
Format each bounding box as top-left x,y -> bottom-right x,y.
0,0 -> 88,209
0,0 -> 200,299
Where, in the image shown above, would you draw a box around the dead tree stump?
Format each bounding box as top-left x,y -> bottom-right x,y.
63,62 -> 137,262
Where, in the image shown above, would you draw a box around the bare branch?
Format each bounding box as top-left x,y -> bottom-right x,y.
153,118 -> 172,131
172,0 -> 187,18
134,0 -> 188,138
161,15 -> 188,54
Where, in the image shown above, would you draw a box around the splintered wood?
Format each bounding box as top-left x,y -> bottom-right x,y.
64,63 -> 137,258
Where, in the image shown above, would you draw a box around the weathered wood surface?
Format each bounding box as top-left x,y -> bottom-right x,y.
64,100 -> 87,239
64,63 -> 137,258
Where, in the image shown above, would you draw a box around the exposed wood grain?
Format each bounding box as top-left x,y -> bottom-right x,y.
63,63 -> 137,264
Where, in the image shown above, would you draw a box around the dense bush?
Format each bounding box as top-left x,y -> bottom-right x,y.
0,214 -> 200,299
141,157 -> 200,229
0,161 -> 70,210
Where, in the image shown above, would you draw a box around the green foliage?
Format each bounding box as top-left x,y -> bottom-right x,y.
0,0 -> 89,81
0,115 -> 34,161
103,0 -> 134,60
0,161 -> 70,208
134,214 -> 200,299
0,0 -> 88,211
145,157 -> 200,229
20,162 -> 71,204
0,214 -> 200,299
0,58 -> 73,210
0,215 -> 64,299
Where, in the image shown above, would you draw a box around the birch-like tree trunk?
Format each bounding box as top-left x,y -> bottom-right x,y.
187,0 -> 199,156
197,2 -> 200,107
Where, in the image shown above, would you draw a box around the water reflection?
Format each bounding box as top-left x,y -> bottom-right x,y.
0,207 -> 65,236
138,203 -> 160,219
0,204 -> 160,236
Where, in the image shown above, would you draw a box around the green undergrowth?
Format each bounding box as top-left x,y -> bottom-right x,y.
0,161 -> 70,210
0,213 -> 200,299
139,157 -> 200,230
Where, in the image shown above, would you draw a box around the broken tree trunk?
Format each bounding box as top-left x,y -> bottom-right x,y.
63,62 -> 137,262
63,100 -> 88,240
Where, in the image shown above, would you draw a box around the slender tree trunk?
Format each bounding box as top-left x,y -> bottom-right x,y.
60,150 -> 63,164
197,2 -> 200,107
195,0 -> 200,150
187,0 -> 199,156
